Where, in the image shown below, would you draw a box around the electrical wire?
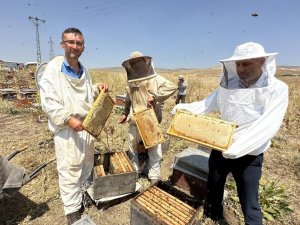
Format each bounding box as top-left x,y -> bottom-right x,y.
46,0 -> 161,20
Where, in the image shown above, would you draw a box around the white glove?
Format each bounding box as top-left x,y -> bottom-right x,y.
170,103 -> 186,115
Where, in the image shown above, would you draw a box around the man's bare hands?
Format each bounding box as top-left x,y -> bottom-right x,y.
97,83 -> 109,92
67,117 -> 83,132
118,114 -> 127,124
147,95 -> 155,108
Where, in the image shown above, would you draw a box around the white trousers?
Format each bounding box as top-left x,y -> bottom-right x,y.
54,129 -> 94,215
128,125 -> 162,180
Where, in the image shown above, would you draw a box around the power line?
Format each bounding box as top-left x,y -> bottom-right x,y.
29,16 -> 45,65
47,0 -> 160,20
48,37 -> 54,60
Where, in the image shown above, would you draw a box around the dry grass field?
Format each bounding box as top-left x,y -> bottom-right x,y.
0,66 -> 299,225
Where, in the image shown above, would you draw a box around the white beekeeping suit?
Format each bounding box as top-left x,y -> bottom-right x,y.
172,43 -> 288,159
39,56 -> 99,214
121,51 -> 177,181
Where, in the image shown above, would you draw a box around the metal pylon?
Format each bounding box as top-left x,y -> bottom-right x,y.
29,16 -> 45,65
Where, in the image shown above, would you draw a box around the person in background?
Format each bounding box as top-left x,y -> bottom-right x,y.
175,74 -> 187,104
119,51 -> 177,185
172,42 -> 288,225
39,27 -> 108,225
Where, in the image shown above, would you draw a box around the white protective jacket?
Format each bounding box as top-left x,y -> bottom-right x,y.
124,74 -> 177,124
172,56 -> 288,159
39,56 -> 99,214
39,56 -> 99,133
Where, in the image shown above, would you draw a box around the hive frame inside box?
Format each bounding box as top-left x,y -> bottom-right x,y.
90,152 -> 138,201
167,110 -> 237,151
131,180 -> 203,225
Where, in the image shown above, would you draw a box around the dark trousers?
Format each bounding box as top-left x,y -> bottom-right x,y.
204,151 -> 263,225
175,95 -> 186,104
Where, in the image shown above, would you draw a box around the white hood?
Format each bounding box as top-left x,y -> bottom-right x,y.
220,55 -> 277,89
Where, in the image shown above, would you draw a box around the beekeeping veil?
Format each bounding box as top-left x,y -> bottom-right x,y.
122,51 -> 156,83
219,42 -> 278,89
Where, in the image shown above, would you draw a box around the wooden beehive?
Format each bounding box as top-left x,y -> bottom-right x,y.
131,181 -> 203,225
134,108 -> 165,148
109,151 -> 134,174
115,94 -> 126,109
170,147 -> 210,201
92,152 -> 138,199
167,110 -> 237,151
82,91 -> 115,139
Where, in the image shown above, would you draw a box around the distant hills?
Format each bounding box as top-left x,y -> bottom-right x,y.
90,66 -> 300,77
91,65 -> 300,71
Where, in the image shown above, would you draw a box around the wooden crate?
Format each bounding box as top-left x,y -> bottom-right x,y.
131,181 -> 203,225
115,94 -> 126,108
170,147 -> 210,201
92,152 -> 138,199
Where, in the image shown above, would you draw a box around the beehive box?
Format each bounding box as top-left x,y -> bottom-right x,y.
167,110 -> 237,151
92,152 -> 138,199
131,181 -> 203,225
170,147 -> 210,201
134,108 -> 165,148
115,94 -> 126,109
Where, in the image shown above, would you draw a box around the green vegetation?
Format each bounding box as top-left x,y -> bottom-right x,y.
260,181 -> 293,221
226,178 -> 293,223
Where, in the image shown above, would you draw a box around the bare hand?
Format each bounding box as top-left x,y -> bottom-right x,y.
67,117 -> 83,131
98,83 -> 109,92
118,115 -> 127,124
147,95 -> 155,108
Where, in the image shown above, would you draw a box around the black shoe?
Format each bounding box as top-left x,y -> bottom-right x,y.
82,191 -> 93,208
203,204 -> 224,222
203,210 -> 224,221
67,210 -> 81,225
79,204 -> 85,214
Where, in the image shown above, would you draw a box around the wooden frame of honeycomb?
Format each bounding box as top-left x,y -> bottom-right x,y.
134,108 -> 165,148
167,110 -> 237,151
82,91 -> 115,139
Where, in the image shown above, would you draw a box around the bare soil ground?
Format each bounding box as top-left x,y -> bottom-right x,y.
0,69 -> 299,225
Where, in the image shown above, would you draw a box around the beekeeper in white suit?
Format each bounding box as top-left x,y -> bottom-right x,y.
119,51 -> 177,185
172,42 -> 288,225
39,28 -> 108,225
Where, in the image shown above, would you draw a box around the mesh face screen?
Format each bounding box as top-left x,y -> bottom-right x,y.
122,56 -> 155,81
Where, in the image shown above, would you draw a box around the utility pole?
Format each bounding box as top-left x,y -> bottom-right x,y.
29,16 -> 45,65
48,37 -> 54,60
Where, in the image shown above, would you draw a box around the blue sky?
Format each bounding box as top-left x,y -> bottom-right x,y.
0,0 -> 299,69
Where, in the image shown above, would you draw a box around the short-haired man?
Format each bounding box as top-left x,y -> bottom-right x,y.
39,28 -> 108,224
